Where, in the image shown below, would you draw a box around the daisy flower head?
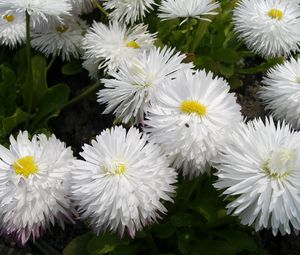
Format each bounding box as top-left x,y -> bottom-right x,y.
0,0 -> 72,25
233,0 -> 300,58
214,117 -> 300,235
260,58 -> 300,130
82,21 -> 156,72
31,15 -> 88,61
70,0 -> 95,14
72,126 -> 177,237
103,0 -> 155,24
0,131 -> 75,245
145,69 -> 242,179
98,46 -> 194,124
158,0 -> 220,23
0,10 -> 25,48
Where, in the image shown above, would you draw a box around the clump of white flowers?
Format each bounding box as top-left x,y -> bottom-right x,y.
98,46 -> 193,124
0,131 -> 75,245
214,117 -> 300,235
233,0 -> 300,57
72,126 -> 177,238
145,69 -> 242,178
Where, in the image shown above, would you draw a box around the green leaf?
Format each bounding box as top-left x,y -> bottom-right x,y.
29,83 -> 70,130
171,213 -> 193,227
61,60 -> 82,75
87,233 -> 129,255
193,240 -> 235,255
63,233 -> 94,255
152,222 -> 176,239
178,233 -> 190,254
219,63 -> 234,77
213,230 -> 258,253
2,108 -> 29,135
213,48 -> 240,64
0,65 -> 17,116
22,54 -> 48,110
113,244 -> 139,255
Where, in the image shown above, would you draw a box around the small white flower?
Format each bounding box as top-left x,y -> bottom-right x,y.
233,0 -> 300,57
82,57 -> 102,80
103,0 -> 155,24
72,126 -> 177,237
98,46 -> 193,124
31,15 -> 87,61
0,0 -> 72,24
158,0 -> 220,23
70,0 -> 95,14
82,21 -> 156,72
260,58 -> 300,130
0,131 -> 75,245
0,10 -> 25,48
214,117 -> 300,235
145,69 -> 242,179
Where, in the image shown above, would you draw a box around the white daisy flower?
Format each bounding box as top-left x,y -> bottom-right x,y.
98,46 -> 193,124
82,57 -> 102,80
158,0 -> 220,23
233,0 -> 300,57
260,58 -> 300,130
82,21 -> 156,72
0,0 -> 72,24
0,131 -> 75,245
72,126 -> 177,238
31,15 -> 88,61
70,0 -> 95,14
145,69 -> 242,179
103,0 -> 155,24
0,10 -> 25,48
214,117 -> 300,235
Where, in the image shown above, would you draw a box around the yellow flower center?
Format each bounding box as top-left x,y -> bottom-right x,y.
13,156 -> 38,178
56,25 -> 69,33
268,9 -> 283,20
4,14 -> 15,22
114,163 -> 127,175
263,148 -> 296,179
126,41 -> 141,49
180,100 -> 207,117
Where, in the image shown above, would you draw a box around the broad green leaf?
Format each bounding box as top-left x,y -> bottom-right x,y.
61,60 -> 82,75
213,48 -> 240,64
29,83 -> 69,130
0,65 -> 16,116
63,233 -> 94,255
87,233 -> 129,255
2,108 -> 28,135
193,240 -> 235,255
22,54 -> 48,110
152,222 -> 176,239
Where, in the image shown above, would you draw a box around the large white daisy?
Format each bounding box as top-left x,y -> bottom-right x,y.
158,0 -> 220,23
214,117 -> 300,235
233,0 -> 300,57
145,69 -> 242,178
0,131 -> 75,245
72,126 -> 177,238
103,0 -> 155,24
82,21 -> 156,72
0,0 -> 72,24
0,10 -> 25,48
31,15 -> 88,61
98,46 -> 193,124
260,57 -> 300,130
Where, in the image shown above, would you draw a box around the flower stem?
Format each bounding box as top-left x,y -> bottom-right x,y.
63,81 -> 101,109
92,0 -> 109,17
25,11 -> 33,129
